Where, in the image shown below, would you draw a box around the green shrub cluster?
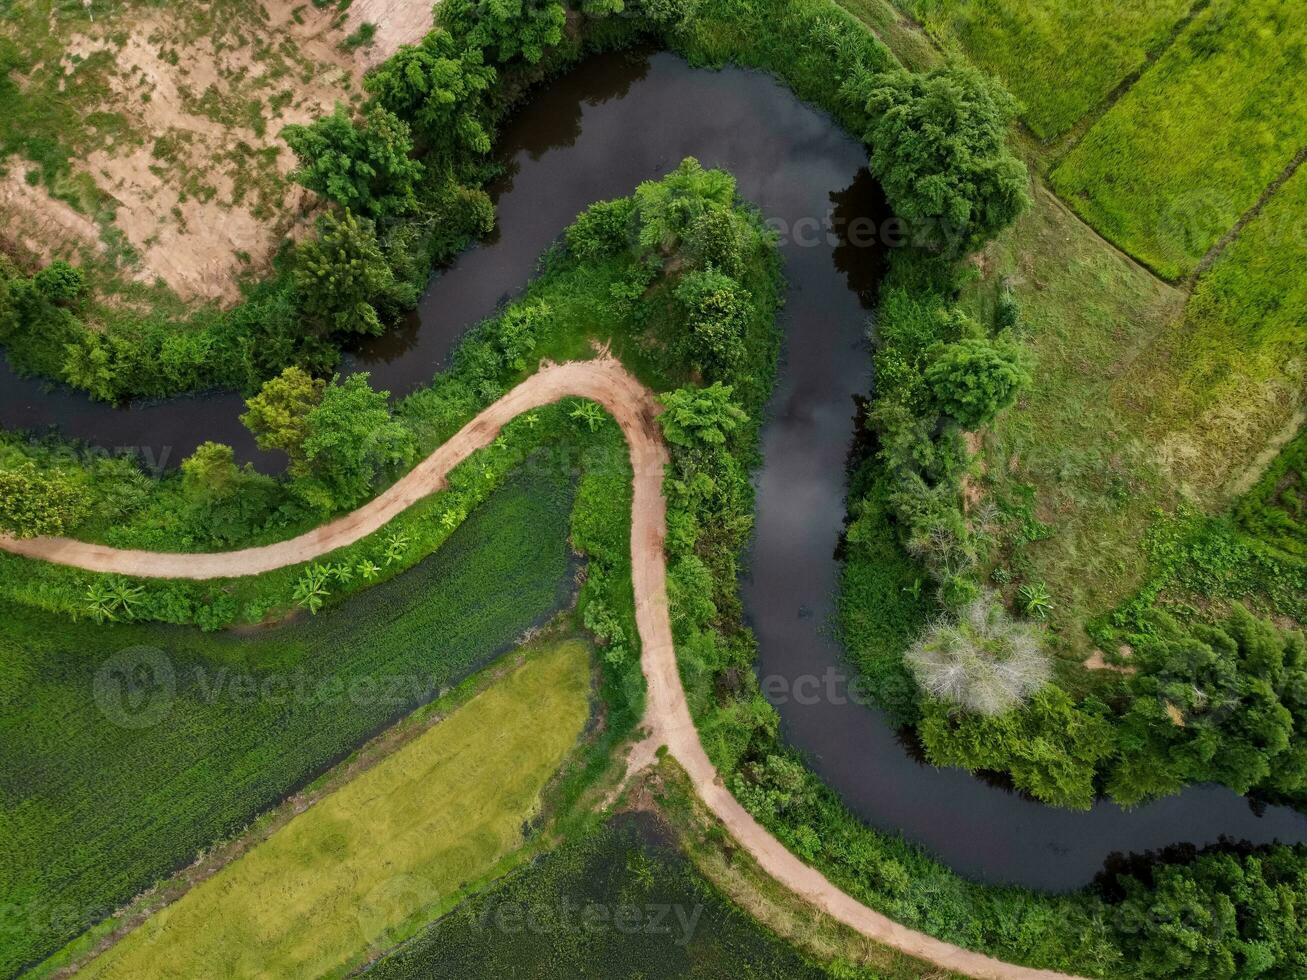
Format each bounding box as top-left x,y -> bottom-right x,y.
1236,427 -> 1307,559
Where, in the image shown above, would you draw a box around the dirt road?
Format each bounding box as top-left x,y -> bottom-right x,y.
0,357 -> 1077,980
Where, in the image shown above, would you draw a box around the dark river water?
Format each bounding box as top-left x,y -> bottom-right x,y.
3,49 -> 1305,890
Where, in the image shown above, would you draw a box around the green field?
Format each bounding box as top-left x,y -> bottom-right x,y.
1051,0 -> 1307,278
80,640 -> 592,979
1123,162 -> 1307,502
0,469 -> 575,977
368,813 -> 838,979
892,0 -> 1193,138
955,183 -> 1186,661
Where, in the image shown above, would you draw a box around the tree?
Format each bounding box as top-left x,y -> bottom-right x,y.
0,463 -> 88,538
294,210 -> 404,337
62,333 -> 118,403
282,104 -> 422,218
923,336 -> 1031,429
658,382 -> 747,448
684,203 -> 752,277
363,29 -> 496,161
33,260 -> 87,305
853,64 -> 1029,254
181,441 -> 241,500
240,366 -> 326,469
634,158 -> 736,255
438,0 -> 565,66
295,373 -> 416,511
673,267 -> 751,380
1109,608 -> 1305,806
906,591 -> 1050,716
1114,847 -> 1307,978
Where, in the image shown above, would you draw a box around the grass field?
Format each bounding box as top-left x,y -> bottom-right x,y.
1122,162 -> 1307,503
891,0 -> 1194,138
368,812 -> 842,979
0,468 -> 575,977
950,182 -> 1185,664
1051,0 -> 1307,279
78,639 -> 592,979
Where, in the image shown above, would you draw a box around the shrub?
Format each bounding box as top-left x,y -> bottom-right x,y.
294,210 -> 411,337
282,105 -> 423,218
0,462 -> 88,538
658,383 -> 747,448
905,591 -> 1050,715
924,335 -> 1031,430
673,267 -> 752,380
851,64 -> 1029,255
566,197 -> 637,259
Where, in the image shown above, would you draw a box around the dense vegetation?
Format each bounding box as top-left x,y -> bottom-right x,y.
2,1 -> 1305,977
368,814 -> 841,979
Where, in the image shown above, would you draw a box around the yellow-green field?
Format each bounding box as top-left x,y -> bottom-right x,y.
79,640 -> 592,980
1051,0 -> 1307,278
890,0 -> 1193,137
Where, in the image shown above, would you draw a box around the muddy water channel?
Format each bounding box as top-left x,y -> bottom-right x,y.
3,49 -> 1305,890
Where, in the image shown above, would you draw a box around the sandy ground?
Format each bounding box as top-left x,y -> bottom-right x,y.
2,0 -> 436,304
0,357 -> 1079,980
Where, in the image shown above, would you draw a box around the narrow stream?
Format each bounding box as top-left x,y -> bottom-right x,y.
3,49 -> 1304,890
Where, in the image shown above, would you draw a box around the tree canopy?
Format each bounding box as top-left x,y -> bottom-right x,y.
923,336 -> 1031,430
283,105 -> 423,218
658,383 -> 748,448
851,64 -> 1029,254
363,30 -> 497,161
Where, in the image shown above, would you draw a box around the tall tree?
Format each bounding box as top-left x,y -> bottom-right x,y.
363,30 -> 496,161
240,366 -> 326,470
283,105 -> 422,218
294,210 -> 404,337
850,64 -> 1029,254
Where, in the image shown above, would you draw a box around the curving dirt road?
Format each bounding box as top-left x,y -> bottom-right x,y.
0,357 -> 1077,980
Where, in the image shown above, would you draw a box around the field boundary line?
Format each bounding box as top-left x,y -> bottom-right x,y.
1190,145 -> 1307,280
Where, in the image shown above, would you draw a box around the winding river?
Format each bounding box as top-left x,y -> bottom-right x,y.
3,48 -> 1305,891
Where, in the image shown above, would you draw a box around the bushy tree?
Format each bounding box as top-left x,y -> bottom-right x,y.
684,203 -> 752,276
33,260 -> 87,305
363,30 -> 496,161
1109,608 -> 1306,805
918,686 -> 1114,809
566,197 -> 636,259
62,333 -> 118,403
906,591 -> 1050,716
674,267 -> 751,380
294,210 -> 407,337
181,441 -> 242,501
240,366 -> 326,469
634,157 -> 736,255
1114,847 -> 1307,978
438,0 -> 565,66
923,335 -> 1031,429
0,462 -> 88,538
658,382 -> 748,448
283,105 -> 422,217
852,64 -> 1029,254
294,373 -> 416,511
